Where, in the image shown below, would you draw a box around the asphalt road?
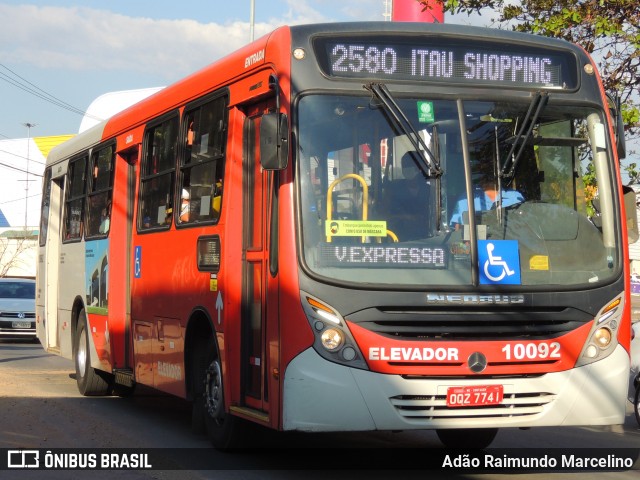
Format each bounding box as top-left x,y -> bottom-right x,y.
0,339 -> 639,480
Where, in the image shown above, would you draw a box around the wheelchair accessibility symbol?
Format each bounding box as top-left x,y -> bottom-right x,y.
478,240 -> 521,285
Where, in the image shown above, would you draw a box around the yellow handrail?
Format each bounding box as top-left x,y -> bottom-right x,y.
326,174 -> 368,243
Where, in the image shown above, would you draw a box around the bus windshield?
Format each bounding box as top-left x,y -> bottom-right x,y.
297,93 -> 619,287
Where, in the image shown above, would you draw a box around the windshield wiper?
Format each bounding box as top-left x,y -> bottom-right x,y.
364,83 -> 442,177
500,91 -> 549,179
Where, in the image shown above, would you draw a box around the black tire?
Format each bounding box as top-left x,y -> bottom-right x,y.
191,338 -> 208,435
436,428 -> 498,449
74,309 -> 110,396
634,385 -> 640,427
192,336 -> 246,450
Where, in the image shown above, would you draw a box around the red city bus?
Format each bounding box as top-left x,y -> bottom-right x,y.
36,22 -> 635,449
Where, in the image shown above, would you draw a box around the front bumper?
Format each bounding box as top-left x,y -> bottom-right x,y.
283,346 -> 629,432
0,319 -> 36,338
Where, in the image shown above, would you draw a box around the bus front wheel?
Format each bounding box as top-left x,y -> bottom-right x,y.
194,338 -> 246,449
436,428 -> 498,449
74,309 -> 110,396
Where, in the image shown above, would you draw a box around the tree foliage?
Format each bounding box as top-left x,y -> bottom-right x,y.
0,230 -> 36,277
418,0 -> 640,148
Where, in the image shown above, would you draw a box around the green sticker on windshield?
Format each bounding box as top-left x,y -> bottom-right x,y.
417,101 -> 435,123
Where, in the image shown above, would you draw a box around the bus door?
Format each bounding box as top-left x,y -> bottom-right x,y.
111,146 -> 138,378
240,100 -> 279,416
43,173 -> 64,351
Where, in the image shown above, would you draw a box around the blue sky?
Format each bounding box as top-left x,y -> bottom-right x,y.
0,1 -> 406,139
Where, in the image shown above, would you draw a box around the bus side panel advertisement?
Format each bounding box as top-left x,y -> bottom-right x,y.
85,239 -> 111,369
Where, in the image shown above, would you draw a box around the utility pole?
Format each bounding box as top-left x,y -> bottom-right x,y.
22,122 -> 36,230
250,0 -> 255,42
383,0 -> 392,21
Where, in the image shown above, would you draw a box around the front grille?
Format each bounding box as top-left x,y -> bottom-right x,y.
390,391 -> 554,421
0,312 -> 35,319
363,319 -> 583,340
347,306 -> 591,341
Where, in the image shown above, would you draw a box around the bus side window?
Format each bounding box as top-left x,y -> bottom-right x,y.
139,114 -> 179,230
39,168 -> 53,247
85,144 -> 115,238
63,154 -> 88,242
178,94 -> 228,225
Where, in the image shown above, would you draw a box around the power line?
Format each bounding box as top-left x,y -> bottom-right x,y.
0,63 -> 103,121
3,65 -> 84,113
0,160 -> 43,177
0,148 -> 46,166
0,63 -> 88,117
0,192 -> 42,206
0,71 -> 85,117
0,69 -> 88,117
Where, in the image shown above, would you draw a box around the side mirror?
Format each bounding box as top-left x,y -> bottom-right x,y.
623,185 -> 639,244
260,112 -> 289,171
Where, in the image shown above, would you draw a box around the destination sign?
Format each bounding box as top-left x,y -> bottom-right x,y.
315,36 -> 578,89
319,243 -> 447,269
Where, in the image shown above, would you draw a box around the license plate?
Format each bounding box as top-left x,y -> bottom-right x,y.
12,321 -> 31,329
446,385 -> 503,407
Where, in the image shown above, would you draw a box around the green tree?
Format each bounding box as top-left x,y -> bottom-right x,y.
418,0 -> 640,154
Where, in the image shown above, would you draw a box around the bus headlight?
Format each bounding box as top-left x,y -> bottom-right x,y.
576,296 -> 622,367
593,327 -> 612,348
300,291 -> 368,370
321,328 -> 344,350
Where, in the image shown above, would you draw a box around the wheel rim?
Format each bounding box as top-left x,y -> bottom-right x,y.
204,359 -> 225,426
77,327 -> 87,379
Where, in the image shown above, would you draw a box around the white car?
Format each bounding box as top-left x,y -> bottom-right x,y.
0,278 -> 36,339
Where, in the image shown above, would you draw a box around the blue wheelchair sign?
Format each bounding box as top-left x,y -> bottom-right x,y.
134,246 -> 142,278
478,240 -> 521,285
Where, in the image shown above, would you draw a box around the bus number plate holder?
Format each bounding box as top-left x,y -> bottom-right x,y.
446,385 -> 503,408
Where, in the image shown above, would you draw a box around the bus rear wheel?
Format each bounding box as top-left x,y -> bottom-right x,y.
436,428 -> 498,449
74,309 -> 110,396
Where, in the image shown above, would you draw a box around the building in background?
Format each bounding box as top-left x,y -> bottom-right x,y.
0,135 -> 72,278
78,87 -> 163,133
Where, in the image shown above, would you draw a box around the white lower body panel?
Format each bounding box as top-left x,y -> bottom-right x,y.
283,346 -> 629,432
